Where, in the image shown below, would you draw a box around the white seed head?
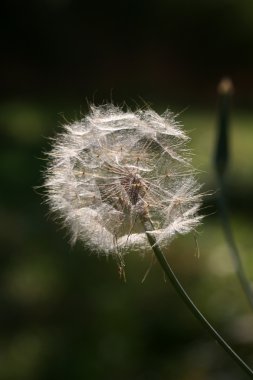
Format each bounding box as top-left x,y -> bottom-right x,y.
44,104 -> 202,257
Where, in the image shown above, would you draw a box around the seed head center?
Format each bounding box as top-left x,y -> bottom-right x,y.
121,173 -> 146,206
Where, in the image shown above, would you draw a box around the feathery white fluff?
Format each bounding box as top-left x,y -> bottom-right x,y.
44,104 -> 202,257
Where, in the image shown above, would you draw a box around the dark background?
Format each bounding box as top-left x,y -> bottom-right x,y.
1,1 -> 253,379
2,0 -> 253,107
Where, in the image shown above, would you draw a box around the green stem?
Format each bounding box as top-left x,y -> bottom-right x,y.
142,216 -> 253,378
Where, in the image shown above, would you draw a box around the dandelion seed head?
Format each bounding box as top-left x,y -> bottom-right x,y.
44,104 -> 202,257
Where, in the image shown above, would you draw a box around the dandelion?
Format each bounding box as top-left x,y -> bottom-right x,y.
44,104 -> 202,259
43,103 -> 253,376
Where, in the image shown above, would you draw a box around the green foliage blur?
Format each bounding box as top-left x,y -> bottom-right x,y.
1,1 -> 253,379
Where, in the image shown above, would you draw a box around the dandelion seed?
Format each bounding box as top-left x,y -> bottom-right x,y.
43,104 -> 202,259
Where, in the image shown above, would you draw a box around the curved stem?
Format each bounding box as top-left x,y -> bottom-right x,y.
142,216 -> 253,378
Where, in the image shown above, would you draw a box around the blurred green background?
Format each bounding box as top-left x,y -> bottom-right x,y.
1,1 -> 253,379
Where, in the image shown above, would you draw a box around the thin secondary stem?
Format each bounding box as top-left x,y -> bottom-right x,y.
214,78 -> 253,310
217,175 -> 253,309
142,216 -> 253,378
